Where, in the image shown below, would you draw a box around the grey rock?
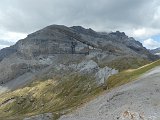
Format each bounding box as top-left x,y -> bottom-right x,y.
95,66 -> 118,85
76,60 -> 99,74
56,60 -> 118,85
23,113 -> 53,120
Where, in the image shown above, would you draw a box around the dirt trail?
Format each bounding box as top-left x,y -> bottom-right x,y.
59,66 -> 160,120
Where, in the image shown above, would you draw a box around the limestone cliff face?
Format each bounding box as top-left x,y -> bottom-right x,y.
0,25 -> 157,85
15,25 -> 89,58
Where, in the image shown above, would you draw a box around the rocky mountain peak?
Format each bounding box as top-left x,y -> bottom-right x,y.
70,26 -> 99,37
110,31 -> 126,37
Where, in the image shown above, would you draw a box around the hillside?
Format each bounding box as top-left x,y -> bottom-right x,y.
59,60 -> 160,120
0,25 -> 158,120
0,56 -> 159,120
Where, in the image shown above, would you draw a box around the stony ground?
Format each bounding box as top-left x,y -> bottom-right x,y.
59,66 -> 160,120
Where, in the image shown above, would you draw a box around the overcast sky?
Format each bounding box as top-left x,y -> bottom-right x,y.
0,0 -> 160,49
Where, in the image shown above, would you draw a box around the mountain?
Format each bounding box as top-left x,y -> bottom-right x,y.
0,24 -> 158,91
0,25 -> 158,120
150,47 -> 160,56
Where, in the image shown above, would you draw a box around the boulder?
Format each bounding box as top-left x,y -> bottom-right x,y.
76,60 -> 99,74
96,66 -> 118,85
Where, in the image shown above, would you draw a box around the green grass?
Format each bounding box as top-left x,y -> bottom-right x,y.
104,56 -> 150,71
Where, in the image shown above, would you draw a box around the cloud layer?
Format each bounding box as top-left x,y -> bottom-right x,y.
143,38 -> 160,49
0,0 -> 160,48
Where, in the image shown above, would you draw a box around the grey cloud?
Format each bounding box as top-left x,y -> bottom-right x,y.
0,0 -> 159,35
0,40 -> 14,46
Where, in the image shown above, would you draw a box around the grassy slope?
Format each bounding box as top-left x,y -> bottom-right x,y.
0,59 -> 160,120
107,59 -> 160,89
0,74 -> 103,120
102,56 -> 150,71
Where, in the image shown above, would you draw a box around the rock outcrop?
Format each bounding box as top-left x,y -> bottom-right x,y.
120,110 -> 146,120
55,60 -> 118,85
95,66 -> 118,85
74,60 -> 118,85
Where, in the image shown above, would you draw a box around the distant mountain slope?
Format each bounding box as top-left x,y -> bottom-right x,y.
151,47 -> 160,56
